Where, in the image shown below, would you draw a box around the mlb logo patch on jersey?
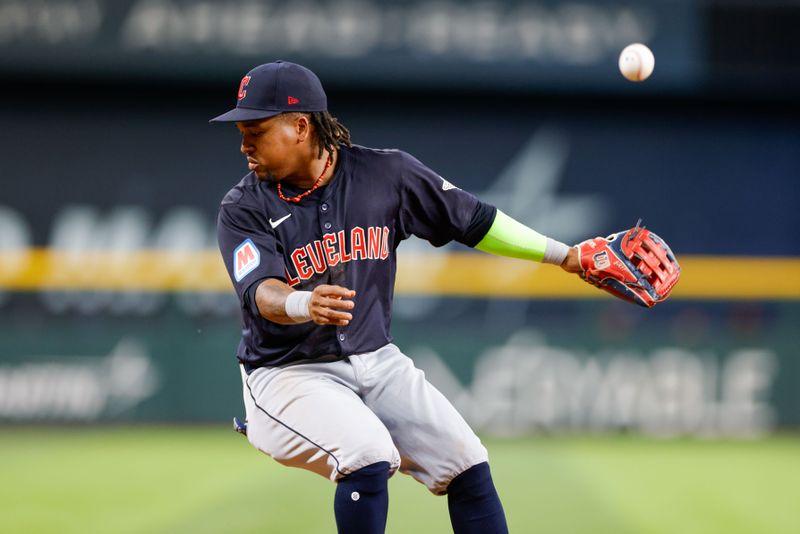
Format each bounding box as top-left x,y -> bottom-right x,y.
234,239 -> 260,281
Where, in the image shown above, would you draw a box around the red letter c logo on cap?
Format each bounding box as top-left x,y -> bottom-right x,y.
237,76 -> 251,101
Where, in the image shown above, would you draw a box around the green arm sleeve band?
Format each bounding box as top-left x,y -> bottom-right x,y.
475,210 -> 548,262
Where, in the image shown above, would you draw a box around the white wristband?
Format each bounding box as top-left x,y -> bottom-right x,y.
543,238 -> 570,265
284,291 -> 312,322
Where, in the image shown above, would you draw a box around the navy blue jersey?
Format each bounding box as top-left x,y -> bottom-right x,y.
217,145 -> 496,369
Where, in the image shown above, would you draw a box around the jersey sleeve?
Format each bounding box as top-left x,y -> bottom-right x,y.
217,201 -> 287,303
398,152 -> 496,247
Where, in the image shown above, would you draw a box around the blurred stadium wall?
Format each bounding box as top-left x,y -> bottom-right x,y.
0,0 -> 798,436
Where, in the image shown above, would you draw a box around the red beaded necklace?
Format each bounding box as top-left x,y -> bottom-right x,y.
277,152 -> 333,203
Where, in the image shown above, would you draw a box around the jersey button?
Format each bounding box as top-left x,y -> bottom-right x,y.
321,203 -> 328,212
324,222 -> 332,230
338,334 -> 346,342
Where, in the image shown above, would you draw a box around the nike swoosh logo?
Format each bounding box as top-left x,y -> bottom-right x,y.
269,213 -> 292,229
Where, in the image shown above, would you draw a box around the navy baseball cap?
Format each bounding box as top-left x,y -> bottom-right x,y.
210,61 -> 327,123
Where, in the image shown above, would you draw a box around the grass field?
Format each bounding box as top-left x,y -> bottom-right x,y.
2,427 -> 798,534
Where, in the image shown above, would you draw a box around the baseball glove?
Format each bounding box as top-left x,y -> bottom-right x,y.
575,220 -> 680,308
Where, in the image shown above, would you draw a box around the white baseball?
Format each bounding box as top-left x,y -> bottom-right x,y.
618,43 -> 655,82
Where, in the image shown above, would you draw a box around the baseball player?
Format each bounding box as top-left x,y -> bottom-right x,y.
212,61 -> 678,534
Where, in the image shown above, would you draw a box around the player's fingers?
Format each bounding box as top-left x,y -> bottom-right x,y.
315,305 -> 352,320
311,307 -> 352,325
314,284 -> 356,299
316,296 -> 355,310
309,285 -> 356,325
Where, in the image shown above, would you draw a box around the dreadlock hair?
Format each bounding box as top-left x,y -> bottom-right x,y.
308,111 -> 352,159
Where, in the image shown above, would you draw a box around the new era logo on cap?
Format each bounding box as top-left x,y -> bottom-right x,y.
210,61 -> 327,123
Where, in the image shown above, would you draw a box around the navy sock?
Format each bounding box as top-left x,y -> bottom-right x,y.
334,462 -> 390,534
447,462 -> 508,534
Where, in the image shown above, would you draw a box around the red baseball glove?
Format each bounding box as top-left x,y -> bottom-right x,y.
575,220 -> 681,308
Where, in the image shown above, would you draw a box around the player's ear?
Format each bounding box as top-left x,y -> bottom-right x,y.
294,114 -> 310,143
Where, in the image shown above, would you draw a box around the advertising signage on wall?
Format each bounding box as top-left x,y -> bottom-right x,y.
0,0 -> 699,91
0,300 -> 795,434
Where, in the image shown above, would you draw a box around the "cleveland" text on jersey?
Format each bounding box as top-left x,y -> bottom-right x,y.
285,226 -> 391,285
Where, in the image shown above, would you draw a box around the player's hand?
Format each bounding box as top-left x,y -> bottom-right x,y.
560,247 -> 582,273
309,284 -> 356,326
